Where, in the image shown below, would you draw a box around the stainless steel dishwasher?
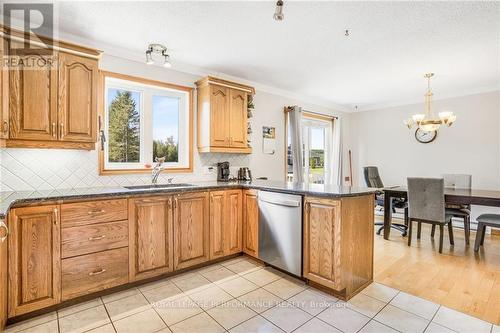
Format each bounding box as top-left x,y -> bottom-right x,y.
258,190 -> 302,276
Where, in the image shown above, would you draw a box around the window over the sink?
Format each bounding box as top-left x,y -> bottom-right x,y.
100,72 -> 193,174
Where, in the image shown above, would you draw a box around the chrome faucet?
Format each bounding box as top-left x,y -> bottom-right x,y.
151,157 -> 166,184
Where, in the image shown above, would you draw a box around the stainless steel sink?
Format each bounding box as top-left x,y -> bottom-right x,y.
124,183 -> 196,190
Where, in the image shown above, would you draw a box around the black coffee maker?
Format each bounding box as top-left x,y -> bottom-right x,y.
217,162 -> 230,181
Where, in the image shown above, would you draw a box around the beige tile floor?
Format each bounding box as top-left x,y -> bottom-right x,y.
5,256 -> 499,333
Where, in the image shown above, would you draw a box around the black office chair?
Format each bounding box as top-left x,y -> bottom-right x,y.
364,166 -> 409,236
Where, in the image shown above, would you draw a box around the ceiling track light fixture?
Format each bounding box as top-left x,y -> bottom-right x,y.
145,43 -> 171,68
274,0 -> 284,21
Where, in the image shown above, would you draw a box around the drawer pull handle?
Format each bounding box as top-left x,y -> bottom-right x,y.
88,209 -> 105,214
89,268 -> 106,276
88,235 -> 106,241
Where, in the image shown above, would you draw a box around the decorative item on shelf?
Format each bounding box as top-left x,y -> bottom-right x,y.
262,126 -> 276,155
247,95 -> 254,118
145,43 -> 171,68
403,73 -> 456,132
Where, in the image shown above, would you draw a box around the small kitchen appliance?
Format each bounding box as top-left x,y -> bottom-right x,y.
238,167 -> 252,181
217,162 -> 230,182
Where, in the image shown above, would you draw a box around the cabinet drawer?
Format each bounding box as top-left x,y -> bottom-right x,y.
62,220 -> 128,258
61,199 -> 127,227
62,247 -> 128,301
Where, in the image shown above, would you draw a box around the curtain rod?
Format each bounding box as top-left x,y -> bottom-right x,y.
284,106 -> 338,120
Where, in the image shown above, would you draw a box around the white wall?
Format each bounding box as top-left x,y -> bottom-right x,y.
350,90 -> 500,221
0,54 -> 352,191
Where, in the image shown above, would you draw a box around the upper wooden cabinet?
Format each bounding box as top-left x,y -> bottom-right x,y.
196,76 -> 254,154
9,52 -> 58,142
8,205 -> 61,317
209,190 -> 243,260
58,52 -> 98,143
1,33 -> 100,150
173,192 -> 210,270
129,196 -> 174,281
303,195 -> 375,300
243,189 -> 259,257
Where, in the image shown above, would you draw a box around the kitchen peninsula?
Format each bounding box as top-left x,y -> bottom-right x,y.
0,180 -> 375,324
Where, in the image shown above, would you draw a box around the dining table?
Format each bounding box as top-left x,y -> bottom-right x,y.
382,186 -> 500,240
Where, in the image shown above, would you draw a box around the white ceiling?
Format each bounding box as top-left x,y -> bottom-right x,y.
50,1 -> 500,111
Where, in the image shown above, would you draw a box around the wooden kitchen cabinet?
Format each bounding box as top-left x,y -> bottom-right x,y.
0,216 -> 7,331
243,189 -> 259,257
174,192 -> 210,270
8,51 -> 58,142
303,195 -> 375,299
196,76 -> 253,153
58,52 -> 98,143
8,205 -> 61,317
303,197 -> 341,290
0,36 -> 8,139
209,191 -> 226,259
209,190 -> 243,260
2,33 -> 100,150
129,196 -> 174,281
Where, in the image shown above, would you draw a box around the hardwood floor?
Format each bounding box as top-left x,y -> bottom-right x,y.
374,216 -> 500,325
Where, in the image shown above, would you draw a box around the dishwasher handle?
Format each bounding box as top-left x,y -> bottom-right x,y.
258,196 -> 301,207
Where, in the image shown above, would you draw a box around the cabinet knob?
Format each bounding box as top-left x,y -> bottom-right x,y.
59,123 -> 64,139
2,120 -> 8,135
52,123 -> 56,138
0,220 -> 9,243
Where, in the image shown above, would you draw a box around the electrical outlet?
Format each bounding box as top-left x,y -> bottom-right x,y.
204,166 -> 216,175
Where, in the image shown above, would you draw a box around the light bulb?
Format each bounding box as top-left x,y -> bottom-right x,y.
145,51 -> 154,65
163,54 -> 171,68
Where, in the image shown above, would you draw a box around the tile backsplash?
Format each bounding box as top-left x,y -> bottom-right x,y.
0,148 -> 249,192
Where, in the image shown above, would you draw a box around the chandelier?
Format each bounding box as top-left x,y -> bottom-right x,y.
404,73 -> 456,132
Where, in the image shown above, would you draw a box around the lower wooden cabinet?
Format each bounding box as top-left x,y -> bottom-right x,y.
303,195 -> 374,299
8,205 -> 61,317
174,192 -> 210,270
303,197 -> 341,290
209,190 -> 243,260
62,247 -> 128,301
129,196 -> 174,281
243,190 -> 259,257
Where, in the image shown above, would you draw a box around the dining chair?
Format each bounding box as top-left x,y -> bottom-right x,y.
407,177 -> 454,253
363,166 -> 409,236
442,174 -> 472,245
474,214 -> 500,252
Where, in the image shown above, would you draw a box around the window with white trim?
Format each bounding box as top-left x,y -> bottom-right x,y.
103,75 -> 192,172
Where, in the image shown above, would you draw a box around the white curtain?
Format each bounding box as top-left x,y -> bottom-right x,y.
288,106 -> 304,183
331,117 -> 343,186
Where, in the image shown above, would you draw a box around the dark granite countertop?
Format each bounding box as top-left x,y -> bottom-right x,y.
0,180 -> 376,219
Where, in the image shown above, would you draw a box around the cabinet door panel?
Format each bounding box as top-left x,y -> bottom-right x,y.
174,192 -> 209,270
210,85 -> 229,147
243,190 -> 258,257
210,191 -> 225,260
0,216 -> 7,330
58,52 -> 97,142
303,197 -> 341,289
9,54 -> 57,141
229,89 -> 247,148
226,190 -> 243,254
0,37 -> 8,139
8,205 -> 61,317
129,197 -> 173,281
